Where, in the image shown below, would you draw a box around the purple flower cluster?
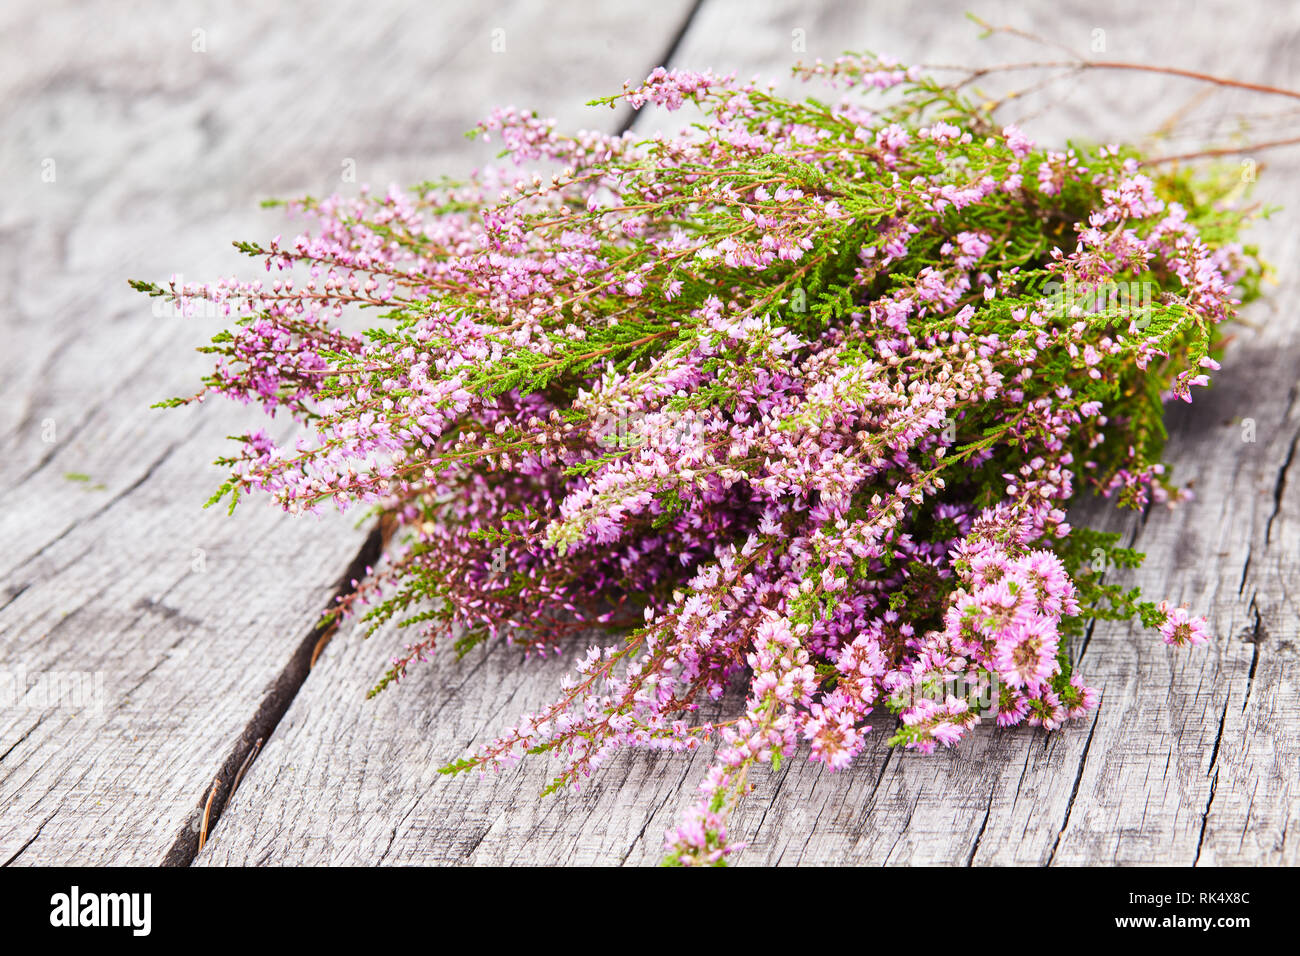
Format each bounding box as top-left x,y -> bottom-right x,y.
142,55 -> 1260,864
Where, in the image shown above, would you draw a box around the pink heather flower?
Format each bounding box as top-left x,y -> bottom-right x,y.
665,804 -> 735,866
1157,601 -> 1212,647
627,67 -> 723,112
1064,675 -> 1100,718
996,688 -> 1032,727
804,697 -> 867,770
971,579 -> 1023,636
931,721 -> 965,747
1002,124 -> 1035,158
1026,688 -> 1067,731
925,121 -> 962,144
1008,549 -> 1076,618
956,230 -> 990,258
993,613 -> 1059,691
875,122 -> 910,152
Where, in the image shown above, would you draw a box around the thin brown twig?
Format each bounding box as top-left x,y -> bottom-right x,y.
930,22 -> 1300,162
951,16 -> 1300,101
1142,135 -> 1300,165
197,776 -> 220,852
975,65 -> 1086,116
929,59 -> 1300,102
310,621 -> 340,669
966,14 -> 1087,59
230,738 -> 264,797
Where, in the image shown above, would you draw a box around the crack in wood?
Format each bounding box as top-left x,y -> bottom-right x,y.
1265,426 -> 1299,544
456,826 -> 492,865
867,745 -> 893,803
0,583 -> 29,615
377,797 -> 422,866
1076,616 -> 1098,668
1010,744 -> 1033,807
619,0 -> 708,137
2,811 -> 56,866
0,712 -> 50,765
1193,693 -> 1231,866
883,792 -> 919,864
1046,703 -> 1102,865
787,778 -> 834,865
620,756 -> 695,865
162,522 -> 384,866
965,788 -> 996,866
750,763 -> 791,843
1241,599 -> 1264,714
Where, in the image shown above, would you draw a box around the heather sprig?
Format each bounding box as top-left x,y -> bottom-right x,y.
138,53 -> 1264,865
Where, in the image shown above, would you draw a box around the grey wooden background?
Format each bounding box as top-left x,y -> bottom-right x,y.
1,0 -> 1296,866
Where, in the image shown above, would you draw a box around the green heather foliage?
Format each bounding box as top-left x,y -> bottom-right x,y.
138,53 -> 1266,864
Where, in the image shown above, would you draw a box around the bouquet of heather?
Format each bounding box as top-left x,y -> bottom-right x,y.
134,54 -> 1264,865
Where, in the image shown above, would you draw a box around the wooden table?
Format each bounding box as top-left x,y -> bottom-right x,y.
2,0 -> 1296,866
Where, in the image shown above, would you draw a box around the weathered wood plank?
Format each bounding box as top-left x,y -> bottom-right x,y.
0,0 -> 696,865
198,0 -> 1300,866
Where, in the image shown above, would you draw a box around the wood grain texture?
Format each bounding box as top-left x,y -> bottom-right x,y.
0,0 -> 697,865
6,0 -> 1297,867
